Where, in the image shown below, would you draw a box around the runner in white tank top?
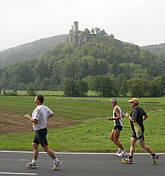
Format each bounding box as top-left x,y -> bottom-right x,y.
108,98 -> 127,157
113,105 -> 123,127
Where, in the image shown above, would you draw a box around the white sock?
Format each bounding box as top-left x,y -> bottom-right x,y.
53,158 -> 59,164
32,159 -> 37,164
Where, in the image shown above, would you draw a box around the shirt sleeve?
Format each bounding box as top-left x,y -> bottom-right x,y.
46,107 -> 53,117
32,109 -> 40,120
131,109 -> 138,121
142,109 -> 147,116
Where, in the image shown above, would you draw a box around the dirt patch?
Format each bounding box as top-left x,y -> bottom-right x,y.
0,111 -> 80,135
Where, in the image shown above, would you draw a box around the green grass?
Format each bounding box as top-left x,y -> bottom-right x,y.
15,90 -> 98,97
0,96 -> 165,152
17,90 -> 64,96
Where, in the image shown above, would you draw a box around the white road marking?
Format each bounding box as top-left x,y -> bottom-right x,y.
0,172 -> 38,175
0,151 -> 165,155
0,159 -> 26,161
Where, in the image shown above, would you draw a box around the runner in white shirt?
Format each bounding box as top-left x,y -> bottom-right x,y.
107,98 -> 127,157
24,94 -> 62,170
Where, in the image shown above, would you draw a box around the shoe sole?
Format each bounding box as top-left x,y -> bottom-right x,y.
121,159 -> 133,164
25,164 -> 37,169
152,156 -> 159,165
118,154 -> 128,157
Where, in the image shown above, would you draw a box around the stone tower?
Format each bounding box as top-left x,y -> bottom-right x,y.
68,21 -> 88,45
73,21 -> 79,45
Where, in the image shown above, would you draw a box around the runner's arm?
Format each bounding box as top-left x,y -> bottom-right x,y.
113,107 -> 121,120
143,114 -> 148,120
107,108 -> 121,120
125,113 -> 135,122
24,114 -> 38,124
48,113 -> 54,119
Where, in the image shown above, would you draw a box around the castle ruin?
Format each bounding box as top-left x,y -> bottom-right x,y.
68,21 -> 88,45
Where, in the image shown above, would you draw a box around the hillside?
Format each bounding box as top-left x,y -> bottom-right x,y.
0,34 -> 67,68
142,43 -> 165,59
1,28 -> 165,98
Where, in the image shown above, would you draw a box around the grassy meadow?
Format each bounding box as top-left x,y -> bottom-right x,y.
0,94 -> 164,152
16,90 -> 98,97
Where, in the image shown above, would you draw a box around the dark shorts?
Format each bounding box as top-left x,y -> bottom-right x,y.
132,131 -> 144,142
114,125 -> 122,131
33,128 -> 48,147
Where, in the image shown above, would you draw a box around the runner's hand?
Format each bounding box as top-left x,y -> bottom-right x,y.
24,114 -> 30,119
107,117 -> 113,120
125,113 -> 129,117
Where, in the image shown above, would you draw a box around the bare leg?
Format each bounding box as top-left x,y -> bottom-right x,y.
130,137 -> 137,157
110,129 -> 124,150
139,140 -> 154,155
113,130 -> 124,150
32,143 -> 39,161
43,145 -> 56,160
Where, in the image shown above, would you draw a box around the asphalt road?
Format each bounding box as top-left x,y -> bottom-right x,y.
0,151 -> 164,176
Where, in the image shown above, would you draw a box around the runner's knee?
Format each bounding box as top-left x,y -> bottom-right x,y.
114,138 -> 119,143
110,135 -> 114,141
130,140 -> 135,147
140,142 -> 147,149
42,144 -> 49,151
32,143 -> 38,150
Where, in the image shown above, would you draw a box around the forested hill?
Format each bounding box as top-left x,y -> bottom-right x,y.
0,34 -> 67,68
1,30 -> 165,97
142,43 -> 165,59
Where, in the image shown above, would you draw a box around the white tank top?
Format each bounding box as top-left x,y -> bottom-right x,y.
113,105 -> 123,126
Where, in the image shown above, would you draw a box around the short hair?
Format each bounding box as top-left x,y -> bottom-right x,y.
111,98 -> 117,103
36,94 -> 44,103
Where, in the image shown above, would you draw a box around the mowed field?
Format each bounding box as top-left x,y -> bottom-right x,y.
0,95 -> 165,152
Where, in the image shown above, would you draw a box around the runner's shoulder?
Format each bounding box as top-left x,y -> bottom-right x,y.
114,106 -> 120,113
135,106 -> 146,114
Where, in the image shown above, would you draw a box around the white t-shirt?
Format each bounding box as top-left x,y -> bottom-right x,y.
32,105 -> 53,131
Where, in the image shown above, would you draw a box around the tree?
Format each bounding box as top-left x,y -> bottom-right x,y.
33,60 -> 50,78
64,79 -> 88,97
149,80 -> 163,97
127,78 -> 149,97
64,79 -> 77,97
40,77 -> 50,90
92,76 -> 115,97
75,80 -> 88,97
18,82 -> 26,90
120,80 -> 128,97
154,74 -> 165,95
27,84 -> 36,96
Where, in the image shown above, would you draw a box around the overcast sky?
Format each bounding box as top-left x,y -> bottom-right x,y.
0,0 -> 165,51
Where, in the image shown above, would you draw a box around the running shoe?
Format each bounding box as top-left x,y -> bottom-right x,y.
52,160 -> 62,171
25,162 -> 37,169
118,150 -> 127,157
152,155 -> 159,165
115,148 -> 122,156
122,158 -> 133,164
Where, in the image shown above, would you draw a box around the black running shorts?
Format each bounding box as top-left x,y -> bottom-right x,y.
114,125 -> 123,131
132,131 -> 144,142
33,128 -> 48,147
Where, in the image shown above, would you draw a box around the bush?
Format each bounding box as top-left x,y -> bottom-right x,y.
127,78 -> 150,97
27,85 -> 37,96
5,90 -> 18,96
75,80 -> 88,97
64,79 -> 88,97
92,76 -> 115,97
